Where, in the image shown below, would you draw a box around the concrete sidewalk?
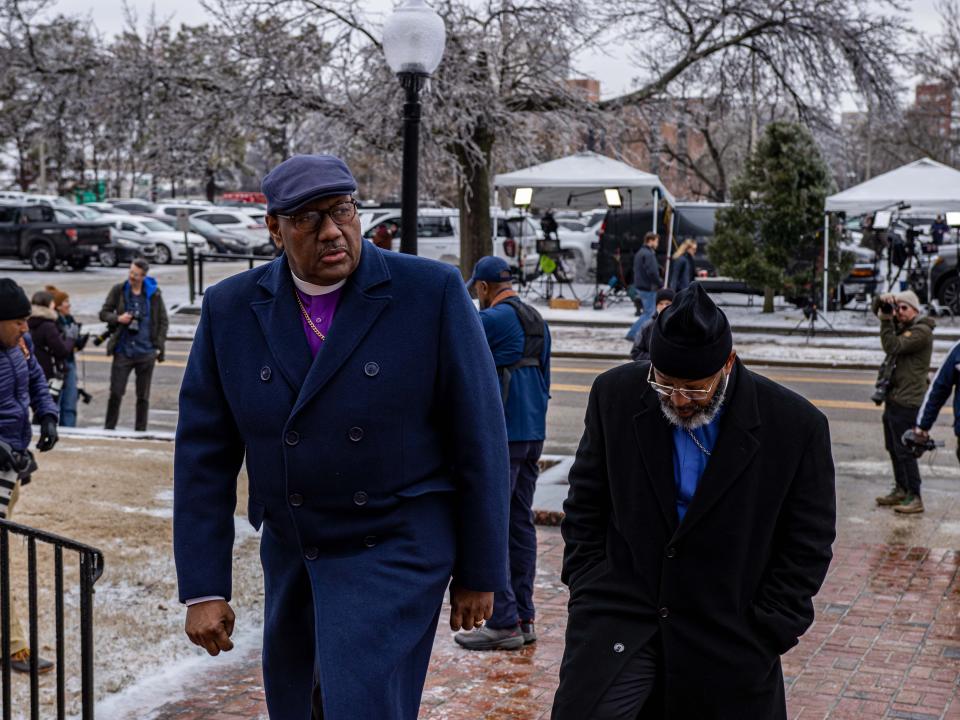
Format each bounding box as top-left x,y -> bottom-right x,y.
134,528 -> 960,720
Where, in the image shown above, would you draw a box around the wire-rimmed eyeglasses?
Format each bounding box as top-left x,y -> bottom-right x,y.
276,200 -> 358,233
647,364 -> 721,400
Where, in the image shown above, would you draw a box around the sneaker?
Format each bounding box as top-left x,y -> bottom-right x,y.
894,495 -> 924,514
876,487 -> 907,506
520,621 -> 537,645
454,625 -> 524,651
9,648 -> 53,674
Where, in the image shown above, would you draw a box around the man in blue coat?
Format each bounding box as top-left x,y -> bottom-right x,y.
173,155 -> 510,719
914,338 -> 960,461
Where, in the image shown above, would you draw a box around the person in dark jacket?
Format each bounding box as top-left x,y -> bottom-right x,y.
45,286 -> 87,427
931,214 -> 950,245
173,155 -> 509,720
627,232 -> 662,341
456,256 -> 551,651
0,279 -> 59,674
27,290 -> 74,399
552,284 -> 836,720
629,288 -> 675,363
669,239 -> 697,292
914,337 -> 960,463
99,258 -> 169,431
872,290 -> 935,514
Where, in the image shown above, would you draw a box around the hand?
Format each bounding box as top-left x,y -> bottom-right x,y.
185,600 -> 235,656
448,586 -> 494,631
157,350 -> 165,363
36,416 -> 58,452
914,427 -> 929,442
75,333 -> 89,352
117,312 -> 133,325
0,440 -> 13,472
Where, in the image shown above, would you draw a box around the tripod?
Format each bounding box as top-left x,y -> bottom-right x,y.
788,298 -> 835,342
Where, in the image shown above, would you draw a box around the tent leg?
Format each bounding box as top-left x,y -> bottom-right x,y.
822,213 -> 830,312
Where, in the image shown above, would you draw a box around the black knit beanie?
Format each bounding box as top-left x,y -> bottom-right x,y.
0,278 -> 31,321
649,283 -> 732,379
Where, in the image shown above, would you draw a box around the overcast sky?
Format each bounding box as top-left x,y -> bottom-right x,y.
54,0 -> 946,100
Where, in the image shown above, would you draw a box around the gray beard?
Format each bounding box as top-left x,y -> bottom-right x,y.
659,372 -> 729,430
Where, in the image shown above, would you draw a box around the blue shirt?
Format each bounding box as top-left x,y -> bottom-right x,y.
672,405 -> 724,521
479,298 -> 551,442
117,286 -> 155,358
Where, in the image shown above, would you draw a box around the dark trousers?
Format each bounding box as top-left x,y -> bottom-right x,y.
591,638 -> 660,719
883,400 -> 922,496
488,440 -> 543,629
105,353 -> 156,431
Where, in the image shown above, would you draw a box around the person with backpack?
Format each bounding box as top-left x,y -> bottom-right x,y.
456,256 -> 551,651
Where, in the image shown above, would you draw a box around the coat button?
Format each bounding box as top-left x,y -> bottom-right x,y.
260,366 -> 271,381
665,547 -> 677,559
348,427 -> 364,442
353,491 -> 368,506
363,362 -> 380,377
304,546 -> 319,561
289,493 -> 304,507
285,430 -> 300,446
363,535 -> 377,548
659,607 -> 669,619
613,642 -> 625,653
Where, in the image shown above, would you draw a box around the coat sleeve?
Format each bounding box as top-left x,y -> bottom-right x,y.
879,319 -> 931,356
642,250 -> 661,289
38,322 -> 75,361
173,289 -> 246,603
917,345 -> 959,430
560,380 -> 611,587
154,291 -> 169,353
25,338 -> 58,421
750,412 -> 836,654
437,268 -> 510,592
99,284 -> 122,324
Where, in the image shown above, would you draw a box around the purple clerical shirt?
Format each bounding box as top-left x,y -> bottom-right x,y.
295,285 -> 343,358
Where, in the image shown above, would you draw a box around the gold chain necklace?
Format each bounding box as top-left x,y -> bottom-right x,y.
294,290 -> 326,341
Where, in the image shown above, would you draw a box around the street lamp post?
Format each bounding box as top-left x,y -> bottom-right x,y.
383,0 -> 446,256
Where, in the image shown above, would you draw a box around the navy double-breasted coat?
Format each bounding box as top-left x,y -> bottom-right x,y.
173,244 -> 510,719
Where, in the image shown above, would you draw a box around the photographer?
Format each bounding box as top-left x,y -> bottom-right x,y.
99,259 -> 168,431
46,286 -> 89,427
872,290 -> 935,514
913,340 -> 960,465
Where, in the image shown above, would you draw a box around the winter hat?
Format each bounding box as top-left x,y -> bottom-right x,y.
649,283 -> 732,379
895,290 -> 921,312
655,288 -> 676,305
45,285 -> 68,307
0,279 -> 31,321
261,154 -> 358,215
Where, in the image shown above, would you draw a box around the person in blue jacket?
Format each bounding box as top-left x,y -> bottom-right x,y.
0,278 -> 59,674
173,155 -> 510,720
455,256 -> 551,651
915,338 -> 960,462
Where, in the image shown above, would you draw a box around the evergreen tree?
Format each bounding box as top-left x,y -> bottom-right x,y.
709,121 -> 834,312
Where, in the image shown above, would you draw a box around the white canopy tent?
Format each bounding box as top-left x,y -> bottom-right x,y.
493,151 -> 676,211
822,157 -> 960,309
825,158 -> 960,216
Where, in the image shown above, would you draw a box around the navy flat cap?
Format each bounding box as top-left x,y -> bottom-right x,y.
261,154 -> 358,215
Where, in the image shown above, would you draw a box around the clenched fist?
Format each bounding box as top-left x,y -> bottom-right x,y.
448,586 -> 494,631
185,599 -> 235,656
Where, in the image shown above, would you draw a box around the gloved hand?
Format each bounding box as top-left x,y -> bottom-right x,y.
157,349 -> 165,364
75,333 -> 90,352
0,440 -> 14,472
36,416 -> 58,452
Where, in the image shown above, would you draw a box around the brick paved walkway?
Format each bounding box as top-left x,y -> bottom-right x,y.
142,528 -> 960,720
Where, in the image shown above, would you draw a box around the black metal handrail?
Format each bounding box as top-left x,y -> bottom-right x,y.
0,518 -> 104,720
189,249 -> 275,303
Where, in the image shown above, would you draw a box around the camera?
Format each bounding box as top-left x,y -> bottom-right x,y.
900,429 -> 943,458
871,378 -> 891,405
92,327 -> 114,346
879,301 -> 895,315
128,312 -> 141,334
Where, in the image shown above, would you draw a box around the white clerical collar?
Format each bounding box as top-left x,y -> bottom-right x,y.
290,271 -> 346,296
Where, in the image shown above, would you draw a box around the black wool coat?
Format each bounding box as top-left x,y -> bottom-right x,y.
552,360 -> 836,720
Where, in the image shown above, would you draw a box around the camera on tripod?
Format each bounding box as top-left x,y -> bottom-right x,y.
901,429 -> 943,458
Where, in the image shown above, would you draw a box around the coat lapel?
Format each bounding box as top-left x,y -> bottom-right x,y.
250,256 -> 313,393
633,388 -> 679,534
291,243 -> 392,417
673,361 -> 760,542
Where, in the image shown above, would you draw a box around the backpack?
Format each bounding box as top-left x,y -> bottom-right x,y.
496,297 -> 546,404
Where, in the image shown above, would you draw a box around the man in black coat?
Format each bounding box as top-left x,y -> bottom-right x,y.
552,284 -> 836,720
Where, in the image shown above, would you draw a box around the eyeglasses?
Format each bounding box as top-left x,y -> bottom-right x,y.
896,304 -> 913,311
277,201 -> 358,233
647,364 -> 721,400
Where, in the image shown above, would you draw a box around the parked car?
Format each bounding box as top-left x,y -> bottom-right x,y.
23,194 -> 78,210
109,217 -> 207,264
191,208 -> 270,249
85,202 -> 129,215
492,213 -> 544,278
104,198 -> 157,214
0,201 -> 109,270
154,215 -> 248,254
150,202 -> 214,219
360,209 -> 460,265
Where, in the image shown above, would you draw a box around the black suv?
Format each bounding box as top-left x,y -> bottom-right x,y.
0,202 -> 110,270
